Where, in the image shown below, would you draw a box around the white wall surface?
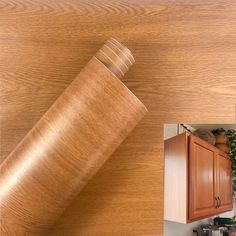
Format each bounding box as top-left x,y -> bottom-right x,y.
164,219 -> 210,236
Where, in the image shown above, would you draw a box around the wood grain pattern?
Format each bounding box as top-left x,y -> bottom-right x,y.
165,133 -> 233,223
189,134 -> 216,221
215,152 -> 233,212
0,40 -> 146,235
1,0 -> 236,235
189,135 -> 233,221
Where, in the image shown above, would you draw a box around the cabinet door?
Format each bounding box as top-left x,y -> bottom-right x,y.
189,135 -> 217,221
215,152 -> 233,212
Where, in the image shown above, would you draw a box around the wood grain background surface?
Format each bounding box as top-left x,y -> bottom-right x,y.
0,0 -> 236,235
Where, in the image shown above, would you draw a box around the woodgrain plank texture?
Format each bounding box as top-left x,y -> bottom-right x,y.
0,40 -> 147,235
1,0 -> 236,235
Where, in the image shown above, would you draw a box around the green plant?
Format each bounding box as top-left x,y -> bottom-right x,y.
212,128 -> 236,193
212,128 -> 227,136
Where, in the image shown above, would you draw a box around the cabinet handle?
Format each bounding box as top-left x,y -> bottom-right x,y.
215,197 -> 219,208
218,197 -> 221,207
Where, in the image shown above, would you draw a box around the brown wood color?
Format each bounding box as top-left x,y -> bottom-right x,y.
189,135 -> 216,221
189,134 -> 233,222
215,152 -> 233,213
0,39 -> 147,235
165,132 -> 233,223
1,0 -> 236,235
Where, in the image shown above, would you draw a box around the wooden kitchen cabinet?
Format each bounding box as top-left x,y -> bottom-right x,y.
164,132 -> 233,223
189,134 -> 216,221
215,152 -> 233,213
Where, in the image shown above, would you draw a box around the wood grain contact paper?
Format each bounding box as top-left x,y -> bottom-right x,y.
0,38 -> 147,235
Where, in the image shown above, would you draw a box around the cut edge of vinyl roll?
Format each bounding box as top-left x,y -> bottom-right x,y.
94,38 -> 147,112
95,38 -> 135,79
92,56 -> 148,114
0,38 -> 147,235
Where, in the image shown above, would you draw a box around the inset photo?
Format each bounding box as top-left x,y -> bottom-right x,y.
164,124 -> 236,236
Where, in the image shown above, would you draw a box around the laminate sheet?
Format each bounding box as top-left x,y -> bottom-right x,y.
1,1 -> 236,235
0,39 -> 147,235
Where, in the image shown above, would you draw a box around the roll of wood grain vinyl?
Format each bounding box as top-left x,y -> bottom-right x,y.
0,38 -> 147,235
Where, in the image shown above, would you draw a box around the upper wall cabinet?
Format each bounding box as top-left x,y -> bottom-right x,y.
164,132 -> 233,224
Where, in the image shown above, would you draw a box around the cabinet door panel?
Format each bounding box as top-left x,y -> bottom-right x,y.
189,135 -> 216,221
216,153 -> 233,212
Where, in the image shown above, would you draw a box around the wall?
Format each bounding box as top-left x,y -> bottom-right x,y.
164,124 -> 236,236
1,1 -> 236,235
164,220 -> 210,236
